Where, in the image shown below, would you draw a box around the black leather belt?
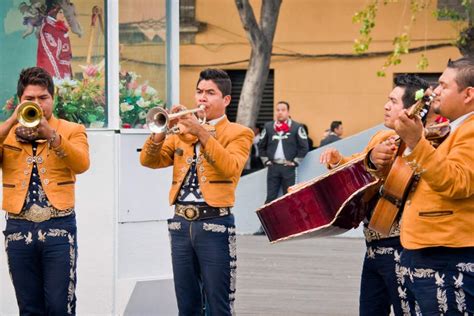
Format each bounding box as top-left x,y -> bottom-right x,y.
175,203 -> 231,221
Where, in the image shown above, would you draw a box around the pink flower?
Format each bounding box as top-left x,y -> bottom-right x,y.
128,81 -> 138,90
84,65 -> 99,77
141,84 -> 148,94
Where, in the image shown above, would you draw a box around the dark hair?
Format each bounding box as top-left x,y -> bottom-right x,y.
393,74 -> 430,109
447,57 -> 474,91
277,101 -> 290,111
196,68 -> 232,96
17,67 -> 54,98
330,121 -> 342,132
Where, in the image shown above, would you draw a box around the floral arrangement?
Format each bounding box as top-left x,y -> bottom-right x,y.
53,64 -> 106,128
2,64 -> 106,128
119,70 -> 164,128
2,65 -> 163,129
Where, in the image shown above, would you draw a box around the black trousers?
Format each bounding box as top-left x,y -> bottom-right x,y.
4,215 -> 78,315
265,164 -> 296,203
360,237 -> 416,316
401,247 -> 474,315
167,214 -> 236,316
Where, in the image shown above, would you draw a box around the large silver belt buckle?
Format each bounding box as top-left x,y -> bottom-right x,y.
184,207 -> 199,220
24,205 -> 52,223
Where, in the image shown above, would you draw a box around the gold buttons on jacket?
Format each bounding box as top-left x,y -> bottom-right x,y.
24,170 -> 30,175
43,179 -> 49,185
40,168 -> 46,174
201,176 -> 207,182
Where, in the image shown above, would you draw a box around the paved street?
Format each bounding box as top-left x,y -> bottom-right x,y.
235,235 -> 366,315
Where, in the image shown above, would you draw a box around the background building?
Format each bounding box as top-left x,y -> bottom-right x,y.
179,0 -> 460,143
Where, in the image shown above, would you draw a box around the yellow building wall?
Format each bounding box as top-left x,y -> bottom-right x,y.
180,0 -> 461,144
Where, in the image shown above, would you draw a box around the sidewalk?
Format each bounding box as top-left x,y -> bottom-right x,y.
235,235 -> 365,315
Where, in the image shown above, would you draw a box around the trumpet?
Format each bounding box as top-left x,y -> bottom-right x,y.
146,104 -> 206,134
17,101 -> 43,128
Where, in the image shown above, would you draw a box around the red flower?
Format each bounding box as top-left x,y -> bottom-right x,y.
122,123 -> 132,128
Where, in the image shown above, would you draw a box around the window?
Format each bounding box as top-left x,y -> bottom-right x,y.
0,0 -> 107,127
119,0 -> 167,129
226,69 -> 274,127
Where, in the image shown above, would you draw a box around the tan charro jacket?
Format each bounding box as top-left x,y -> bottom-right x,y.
400,115 -> 474,249
0,116 -> 90,214
140,116 -> 254,207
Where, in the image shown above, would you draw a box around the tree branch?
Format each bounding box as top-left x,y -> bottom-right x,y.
260,0 -> 282,45
235,0 -> 263,49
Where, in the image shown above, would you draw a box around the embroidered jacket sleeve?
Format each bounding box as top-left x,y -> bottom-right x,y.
140,134 -> 176,169
402,129 -> 474,199
294,125 -> 309,165
257,123 -> 271,164
53,124 -> 90,174
200,128 -> 254,178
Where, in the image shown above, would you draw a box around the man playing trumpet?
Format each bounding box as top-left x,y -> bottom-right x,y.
0,67 -> 90,314
140,68 -> 253,315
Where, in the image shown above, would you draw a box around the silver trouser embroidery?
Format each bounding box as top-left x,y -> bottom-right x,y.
5,229 -> 77,315
228,226 -> 237,315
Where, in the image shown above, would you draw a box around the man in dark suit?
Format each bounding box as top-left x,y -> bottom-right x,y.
320,120 -> 343,146
255,101 -> 308,234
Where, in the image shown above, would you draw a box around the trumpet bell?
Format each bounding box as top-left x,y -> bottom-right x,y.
146,107 -> 169,134
17,101 -> 43,128
146,105 -> 206,134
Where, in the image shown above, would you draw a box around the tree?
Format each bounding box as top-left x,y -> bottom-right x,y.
234,0 -> 282,127
353,0 -> 474,76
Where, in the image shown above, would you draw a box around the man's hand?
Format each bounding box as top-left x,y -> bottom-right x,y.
36,118 -> 60,147
369,137 -> 397,169
178,115 -> 211,146
319,148 -> 342,166
178,114 -> 204,136
395,109 -> 424,150
169,104 -> 186,128
36,118 -> 53,139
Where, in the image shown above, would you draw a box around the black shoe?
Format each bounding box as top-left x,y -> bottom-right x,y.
253,227 -> 266,236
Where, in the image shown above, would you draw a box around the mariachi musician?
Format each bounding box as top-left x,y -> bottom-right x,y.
258,101 -> 309,205
140,69 -> 253,315
392,58 -> 474,315
320,74 -> 430,316
0,67 -> 90,314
